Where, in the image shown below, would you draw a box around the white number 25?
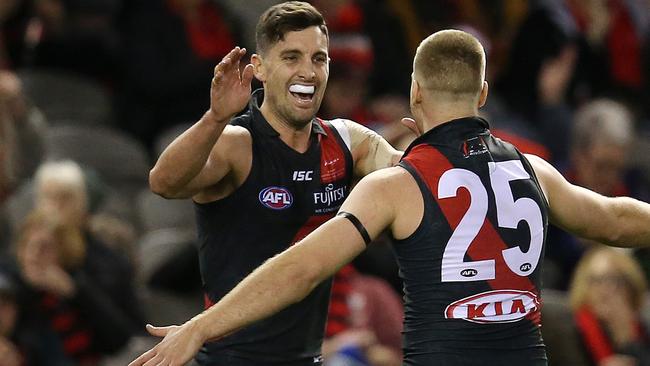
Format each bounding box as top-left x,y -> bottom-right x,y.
438,160 -> 544,282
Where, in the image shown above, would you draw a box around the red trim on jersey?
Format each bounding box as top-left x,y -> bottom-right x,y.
291,214 -> 333,244
204,293 -> 215,309
317,121 -> 348,184
402,144 -> 541,324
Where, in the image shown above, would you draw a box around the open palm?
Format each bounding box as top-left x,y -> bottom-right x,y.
209,47 -> 255,122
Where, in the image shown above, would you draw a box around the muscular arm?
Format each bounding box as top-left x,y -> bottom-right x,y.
526,154 -> 650,247
149,47 -> 254,199
128,168 -> 404,366
339,120 -> 402,177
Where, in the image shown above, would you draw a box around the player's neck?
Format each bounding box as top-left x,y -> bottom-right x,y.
259,103 -> 312,153
420,99 -> 479,132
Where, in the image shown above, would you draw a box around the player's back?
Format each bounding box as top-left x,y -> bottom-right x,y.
396,116 -> 549,365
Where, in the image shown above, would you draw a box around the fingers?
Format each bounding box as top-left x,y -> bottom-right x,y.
129,348 -> 156,366
241,64 -> 255,85
146,324 -> 173,337
142,353 -> 166,366
400,117 -> 421,137
212,47 -> 249,85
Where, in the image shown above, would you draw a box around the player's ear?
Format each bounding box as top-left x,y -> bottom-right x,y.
478,81 -> 488,108
251,54 -> 266,82
410,77 -> 423,106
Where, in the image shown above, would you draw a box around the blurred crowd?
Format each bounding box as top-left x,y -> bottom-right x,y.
1,0 -> 650,365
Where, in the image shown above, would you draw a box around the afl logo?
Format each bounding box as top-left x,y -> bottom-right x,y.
259,187 -> 293,210
460,269 -> 478,278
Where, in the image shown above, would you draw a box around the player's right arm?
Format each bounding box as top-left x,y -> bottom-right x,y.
526,154 -> 650,248
149,47 -> 255,199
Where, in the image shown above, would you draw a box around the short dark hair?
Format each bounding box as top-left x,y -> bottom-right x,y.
255,1 -> 328,54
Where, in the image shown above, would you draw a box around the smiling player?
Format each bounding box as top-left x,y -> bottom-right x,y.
141,2 -> 401,365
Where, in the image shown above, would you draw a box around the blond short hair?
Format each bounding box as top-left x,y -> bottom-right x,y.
569,247 -> 647,312
414,29 -> 485,96
35,160 -> 86,192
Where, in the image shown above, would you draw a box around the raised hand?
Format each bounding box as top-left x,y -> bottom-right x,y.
209,47 -> 255,123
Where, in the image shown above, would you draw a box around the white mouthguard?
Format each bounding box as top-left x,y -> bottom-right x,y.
289,84 -> 315,94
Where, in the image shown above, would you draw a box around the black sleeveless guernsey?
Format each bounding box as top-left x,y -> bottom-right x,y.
194,90 -> 353,365
396,117 -> 549,366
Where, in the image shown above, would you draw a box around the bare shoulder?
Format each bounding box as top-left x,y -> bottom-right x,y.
212,125 -> 252,163
220,125 -> 251,147
524,154 -> 554,175
349,166 -> 422,239
356,166 -> 414,192
525,154 -> 564,185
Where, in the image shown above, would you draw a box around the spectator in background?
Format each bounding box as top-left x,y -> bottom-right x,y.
568,99 -> 635,197
7,209 -> 137,365
118,0 -> 242,150
33,161 -> 144,333
22,0 -> 122,82
312,0 -> 411,97
497,0 -> 649,120
323,265 -> 402,366
545,99 -> 644,289
569,247 -> 650,366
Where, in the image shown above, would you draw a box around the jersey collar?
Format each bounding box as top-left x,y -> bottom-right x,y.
402,116 -> 491,157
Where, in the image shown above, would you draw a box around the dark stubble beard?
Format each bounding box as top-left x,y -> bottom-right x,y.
270,93 -> 319,130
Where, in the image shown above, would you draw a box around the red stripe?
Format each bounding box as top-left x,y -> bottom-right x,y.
317,120 -> 347,184
204,293 -> 215,309
403,145 -> 540,324
291,214 -> 332,245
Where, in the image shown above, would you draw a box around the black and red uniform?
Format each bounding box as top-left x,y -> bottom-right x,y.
194,90 -> 353,365
397,117 -> 549,365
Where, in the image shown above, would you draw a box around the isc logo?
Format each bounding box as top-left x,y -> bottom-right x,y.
445,289 -> 539,324
259,187 -> 293,210
293,170 -> 313,181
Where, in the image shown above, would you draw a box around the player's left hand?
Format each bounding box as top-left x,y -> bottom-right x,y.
128,322 -> 205,366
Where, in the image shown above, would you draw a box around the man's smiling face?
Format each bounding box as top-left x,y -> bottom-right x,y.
254,26 -> 329,129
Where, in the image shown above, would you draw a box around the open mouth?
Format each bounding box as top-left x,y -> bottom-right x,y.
289,84 -> 315,104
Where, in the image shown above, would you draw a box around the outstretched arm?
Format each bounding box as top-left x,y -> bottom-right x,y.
149,47 -> 255,199
128,170 -> 399,366
526,154 -> 650,247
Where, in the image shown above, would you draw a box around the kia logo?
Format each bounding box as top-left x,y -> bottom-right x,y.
445,289 -> 539,324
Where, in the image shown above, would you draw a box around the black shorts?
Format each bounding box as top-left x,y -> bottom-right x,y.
195,349 -> 323,366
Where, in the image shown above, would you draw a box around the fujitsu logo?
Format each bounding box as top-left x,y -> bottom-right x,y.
445,289 -> 539,324
313,183 -> 346,206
